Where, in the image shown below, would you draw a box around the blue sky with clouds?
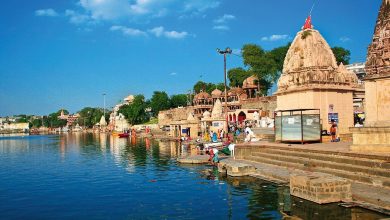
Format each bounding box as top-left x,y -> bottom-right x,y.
0,0 -> 382,116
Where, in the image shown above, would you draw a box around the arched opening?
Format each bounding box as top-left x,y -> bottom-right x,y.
229,115 -> 232,122
238,112 -> 246,124
233,114 -> 237,122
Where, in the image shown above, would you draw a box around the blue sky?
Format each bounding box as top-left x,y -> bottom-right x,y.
0,0 -> 382,116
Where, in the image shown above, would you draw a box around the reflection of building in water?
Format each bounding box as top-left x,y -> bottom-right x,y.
157,141 -> 172,157
170,141 -> 178,157
99,133 -> 107,153
109,135 -> 127,164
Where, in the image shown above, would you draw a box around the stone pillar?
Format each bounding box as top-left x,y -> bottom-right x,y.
350,0 -> 390,152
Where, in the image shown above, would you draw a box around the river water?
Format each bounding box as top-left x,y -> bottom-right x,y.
0,134 -> 387,220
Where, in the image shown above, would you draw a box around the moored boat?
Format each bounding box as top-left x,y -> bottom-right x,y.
118,133 -> 130,138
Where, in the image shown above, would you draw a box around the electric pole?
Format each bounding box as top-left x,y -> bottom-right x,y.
217,47 -> 232,134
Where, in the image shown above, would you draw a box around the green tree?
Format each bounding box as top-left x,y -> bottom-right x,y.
228,43 -> 290,95
332,47 -> 351,65
193,81 -> 227,94
47,110 -> 68,128
267,43 -> 291,73
170,94 -> 188,108
150,91 -> 170,116
119,95 -> 149,125
32,118 -> 42,128
77,107 -> 104,128
193,81 -> 207,93
228,67 -> 251,87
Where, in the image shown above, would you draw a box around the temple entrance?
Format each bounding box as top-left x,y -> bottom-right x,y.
238,112 -> 246,124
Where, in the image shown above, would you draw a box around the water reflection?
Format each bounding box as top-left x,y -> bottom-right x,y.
0,134 -> 387,220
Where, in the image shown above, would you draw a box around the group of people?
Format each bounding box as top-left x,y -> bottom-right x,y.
203,129 -> 225,143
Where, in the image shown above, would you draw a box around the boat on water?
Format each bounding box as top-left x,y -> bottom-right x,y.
118,133 -> 130,138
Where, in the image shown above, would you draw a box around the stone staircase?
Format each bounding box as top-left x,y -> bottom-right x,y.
243,145 -> 390,189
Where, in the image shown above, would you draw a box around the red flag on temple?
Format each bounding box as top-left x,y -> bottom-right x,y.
303,15 -> 313,30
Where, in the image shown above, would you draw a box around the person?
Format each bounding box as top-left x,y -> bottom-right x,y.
204,132 -> 211,142
330,121 -> 337,142
212,147 -> 219,165
207,148 -> 214,164
220,129 -> 224,141
212,131 -> 218,143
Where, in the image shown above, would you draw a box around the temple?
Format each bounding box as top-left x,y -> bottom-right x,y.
275,18 -> 360,136
158,75 -> 276,138
351,0 -> 390,152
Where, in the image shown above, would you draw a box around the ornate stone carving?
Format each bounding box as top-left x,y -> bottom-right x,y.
365,0 -> 390,79
276,27 -> 359,94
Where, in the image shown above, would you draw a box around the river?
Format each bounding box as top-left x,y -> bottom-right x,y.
0,133 -> 387,219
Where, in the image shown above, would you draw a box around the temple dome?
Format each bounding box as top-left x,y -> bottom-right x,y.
203,110 -> 211,118
194,91 -> 210,100
211,88 -> 222,97
243,75 -> 258,89
211,99 -> 223,119
228,87 -> 244,96
283,29 -> 338,74
337,63 -> 359,85
276,27 -> 358,93
99,115 -> 107,126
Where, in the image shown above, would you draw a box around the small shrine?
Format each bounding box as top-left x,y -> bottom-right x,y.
275,16 -> 359,135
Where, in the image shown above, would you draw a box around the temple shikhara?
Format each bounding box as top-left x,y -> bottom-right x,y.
275,16 -> 360,135
351,0 -> 390,152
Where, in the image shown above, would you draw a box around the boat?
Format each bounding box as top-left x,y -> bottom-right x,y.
118,133 -> 130,138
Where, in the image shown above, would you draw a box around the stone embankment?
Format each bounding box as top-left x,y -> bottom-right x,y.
219,141 -> 390,214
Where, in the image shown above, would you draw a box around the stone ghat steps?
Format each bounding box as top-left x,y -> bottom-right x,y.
245,153 -> 390,188
251,151 -> 390,179
253,144 -> 390,161
252,147 -> 390,170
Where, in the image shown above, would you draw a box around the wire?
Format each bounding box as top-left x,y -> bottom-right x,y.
231,52 -> 242,58
309,0 -> 318,15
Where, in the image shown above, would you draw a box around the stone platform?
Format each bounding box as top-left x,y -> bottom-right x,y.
290,173 -> 352,204
218,160 -> 255,177
177,155 -> 209,164
350,127 -> 390,152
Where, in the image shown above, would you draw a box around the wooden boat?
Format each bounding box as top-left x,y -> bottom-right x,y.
118,133 -> 130,138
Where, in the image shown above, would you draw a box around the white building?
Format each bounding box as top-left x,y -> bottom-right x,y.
346,62 -> 366,84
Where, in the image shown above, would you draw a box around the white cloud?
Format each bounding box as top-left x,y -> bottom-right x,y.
183,0 -> 220,12
110,26 -> 147,37
35,8 -> 58,17
213,14 -> 235,23
148,26 -> 188,39
65,10 -> 92,25
340,36 -> 351,42
164,30 -> 188,39
213,25 -> 229,31
169,72 -> 177,76
261,34 -> 290,41
74,0 -> 220,22
149,26 -> 164,37
79,0 -> 133,20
